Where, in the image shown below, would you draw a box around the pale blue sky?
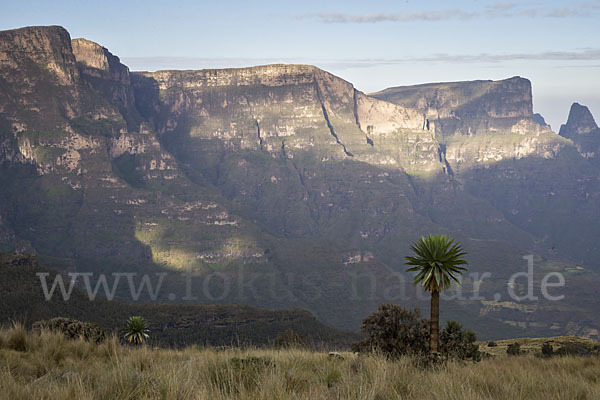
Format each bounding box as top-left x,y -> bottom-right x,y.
2,0 -> 599,129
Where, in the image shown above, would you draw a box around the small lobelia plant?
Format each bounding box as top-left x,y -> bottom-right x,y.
124,316 -> 150,345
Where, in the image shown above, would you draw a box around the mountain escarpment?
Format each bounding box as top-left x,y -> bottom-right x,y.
2,25 -> 600,339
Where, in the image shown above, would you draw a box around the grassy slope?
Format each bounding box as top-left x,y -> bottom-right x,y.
1,327 -> 600,400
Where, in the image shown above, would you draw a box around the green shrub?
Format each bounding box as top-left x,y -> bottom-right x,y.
440,321 -> 481,361
487,341 -> 497,347
32,317 -> 107,343
351,304 -> 429,358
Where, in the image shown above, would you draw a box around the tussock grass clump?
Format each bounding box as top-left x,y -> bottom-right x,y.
5,322 -> 28,352
1,327 -> 600,399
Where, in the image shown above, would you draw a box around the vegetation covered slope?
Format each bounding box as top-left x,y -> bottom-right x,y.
0,252 -> 356,348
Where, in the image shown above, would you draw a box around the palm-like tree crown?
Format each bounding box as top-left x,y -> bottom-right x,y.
405,234 -> 468,292
124,316 -> 150,345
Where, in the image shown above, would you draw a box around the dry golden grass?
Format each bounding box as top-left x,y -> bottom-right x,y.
1,325 -> 600,399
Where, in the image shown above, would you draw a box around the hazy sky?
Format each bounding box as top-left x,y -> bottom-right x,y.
2,0 -> 599,130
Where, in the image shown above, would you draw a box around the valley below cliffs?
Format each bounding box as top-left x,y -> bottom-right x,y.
1,25 -> 600,340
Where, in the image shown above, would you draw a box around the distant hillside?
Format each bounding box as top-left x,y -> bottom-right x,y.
0,252 -> 357,348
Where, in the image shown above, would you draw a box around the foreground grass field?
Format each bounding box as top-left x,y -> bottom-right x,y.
1,326 -> 600,399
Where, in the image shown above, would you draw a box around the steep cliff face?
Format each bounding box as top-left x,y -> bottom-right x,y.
133,65 -> 442,174
371,77 -> 566,174
0,25 -> 78,87
71,38 -> 142,131
0,27 -> 183,184
0,26 -> 81,136
559,103 -> 600,161
371,77 -> 538,136
0,26 -> 109,177
72,38 -> 130,83
0,27 -> 242,274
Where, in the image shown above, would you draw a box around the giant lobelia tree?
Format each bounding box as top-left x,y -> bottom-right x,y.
405,235 -> 468,354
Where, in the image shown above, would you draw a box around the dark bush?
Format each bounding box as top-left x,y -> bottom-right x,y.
351,304 -> 430,358
541,342 -> 554,357
487,341 -> 497,347
353,305 -> 481,361
32,317 -> 107,343
507,342 -> 521,356
440,320 -> 481,361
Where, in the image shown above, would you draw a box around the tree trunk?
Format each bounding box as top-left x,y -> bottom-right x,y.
430,289 -> 440,353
